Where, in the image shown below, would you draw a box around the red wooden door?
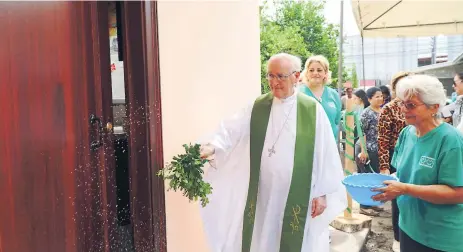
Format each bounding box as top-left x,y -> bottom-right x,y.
0,2 -> 116,252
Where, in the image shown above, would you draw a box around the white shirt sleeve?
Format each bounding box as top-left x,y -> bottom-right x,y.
457,120 -> 463,133
441,103 -> 454,118
311,103 -> 345,198
208,102 -> 253,153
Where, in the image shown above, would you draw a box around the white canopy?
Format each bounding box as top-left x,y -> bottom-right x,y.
352,0 -> 463,37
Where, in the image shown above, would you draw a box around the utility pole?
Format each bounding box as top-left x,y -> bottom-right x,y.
431,36 -> 437,64
337,0 -> 344,147
402,37 -> 406,69
337,0 -> 344,98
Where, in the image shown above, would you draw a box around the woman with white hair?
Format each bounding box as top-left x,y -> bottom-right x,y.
299,55 -> 342,141
372,74 -> 463,252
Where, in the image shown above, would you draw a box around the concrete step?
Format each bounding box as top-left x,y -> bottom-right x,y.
329,201 -> 371,252
330,227 -> 370,252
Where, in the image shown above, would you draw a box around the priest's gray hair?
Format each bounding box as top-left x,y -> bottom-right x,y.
396,74 -> 447,109
267,53 -> 302,72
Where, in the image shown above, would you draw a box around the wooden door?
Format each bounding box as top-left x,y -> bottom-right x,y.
0,2 -> 117,252
121,2 -> 167,251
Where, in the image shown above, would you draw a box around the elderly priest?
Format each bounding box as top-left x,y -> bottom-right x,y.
199,53 -> 347,252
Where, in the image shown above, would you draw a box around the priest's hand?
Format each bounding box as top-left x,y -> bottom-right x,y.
200,143 -> 215,159
311,195 -> 327,218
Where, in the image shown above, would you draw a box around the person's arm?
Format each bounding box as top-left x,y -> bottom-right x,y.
403,184 -> 463,204
335,92 -> 342,126
377,107 -> 393,172
443,117 -> 452,123
200,102 -> 253,159
358,110 -> 369,161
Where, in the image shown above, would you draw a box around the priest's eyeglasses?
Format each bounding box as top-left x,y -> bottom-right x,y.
266,71 -> 296,81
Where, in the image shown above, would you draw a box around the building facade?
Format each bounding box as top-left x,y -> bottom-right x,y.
344,34 -> 463,87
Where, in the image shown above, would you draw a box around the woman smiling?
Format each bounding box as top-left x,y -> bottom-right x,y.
299,55 -> 342,142
372,74 -> 463,252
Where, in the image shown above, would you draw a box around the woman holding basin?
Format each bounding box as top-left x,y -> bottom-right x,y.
371,74 -> 463,252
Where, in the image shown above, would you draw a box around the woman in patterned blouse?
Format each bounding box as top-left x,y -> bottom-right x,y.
356,87 -> 383,215
378,72 -> 411,174
358,87 -> 383,172
377,71 -> 410,252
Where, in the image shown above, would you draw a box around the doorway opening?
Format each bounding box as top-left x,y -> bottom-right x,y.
108,2 -> 134,251
106,1 -> 167,251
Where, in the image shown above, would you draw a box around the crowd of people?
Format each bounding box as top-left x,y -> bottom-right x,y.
198,52 -> 463,252
341,72 -> 463,252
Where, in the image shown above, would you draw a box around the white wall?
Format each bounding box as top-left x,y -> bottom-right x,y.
157,1 -> 261,251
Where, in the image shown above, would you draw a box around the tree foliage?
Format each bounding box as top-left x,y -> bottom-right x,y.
260,0 -> 347,92
350,64 -> 359,88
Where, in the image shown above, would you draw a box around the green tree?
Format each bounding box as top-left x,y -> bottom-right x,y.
260,0 -> 347,92
351,65 -> 359,88
260,6 -> 309,93
260,20 -> 309,93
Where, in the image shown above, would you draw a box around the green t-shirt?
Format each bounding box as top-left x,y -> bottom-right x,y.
299,85 -> 341,141
392,123 -> 463,251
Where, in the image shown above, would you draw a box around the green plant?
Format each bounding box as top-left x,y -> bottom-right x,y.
157,143 -> 213,207
351,65 -> 359,88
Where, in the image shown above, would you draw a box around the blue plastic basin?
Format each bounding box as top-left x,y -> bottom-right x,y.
342,173 -> 398,206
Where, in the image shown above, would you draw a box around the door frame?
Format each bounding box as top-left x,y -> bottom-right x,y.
121,1 -> 167,251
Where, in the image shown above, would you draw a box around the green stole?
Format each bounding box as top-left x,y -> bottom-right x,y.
242,92 -> 317,252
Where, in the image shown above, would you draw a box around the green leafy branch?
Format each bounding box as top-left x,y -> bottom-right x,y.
157,143 -> 213,207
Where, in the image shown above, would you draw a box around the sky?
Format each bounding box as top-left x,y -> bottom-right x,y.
323,0 -> 360,36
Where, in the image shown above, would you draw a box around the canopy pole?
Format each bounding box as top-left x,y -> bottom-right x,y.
361,34 -> 366,89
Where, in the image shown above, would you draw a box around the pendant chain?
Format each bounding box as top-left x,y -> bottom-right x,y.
268,100 -> 296,157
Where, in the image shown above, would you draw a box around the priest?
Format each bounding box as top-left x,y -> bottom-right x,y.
199,53 -> 347,252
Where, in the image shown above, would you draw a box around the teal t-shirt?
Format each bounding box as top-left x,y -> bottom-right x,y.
392,123 -> 463,251
299,85 -> 341,141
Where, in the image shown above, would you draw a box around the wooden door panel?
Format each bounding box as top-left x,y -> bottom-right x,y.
121,2 -> 167,251
0,2 -> 115,252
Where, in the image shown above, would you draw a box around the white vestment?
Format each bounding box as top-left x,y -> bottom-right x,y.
199,91 -> 347,252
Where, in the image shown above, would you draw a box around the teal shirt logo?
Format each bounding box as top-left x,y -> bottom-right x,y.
419,156 -> 435,168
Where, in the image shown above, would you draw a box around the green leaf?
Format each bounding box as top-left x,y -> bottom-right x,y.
157,143 -> 213,207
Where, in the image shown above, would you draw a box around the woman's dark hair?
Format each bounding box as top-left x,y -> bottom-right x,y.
379,85 -> 391,98
354,89 -> 370,108
366,87 -> 382,99
456,72 -> 463,81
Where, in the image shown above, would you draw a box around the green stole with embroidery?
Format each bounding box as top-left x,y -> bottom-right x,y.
242,92 -> 316,252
